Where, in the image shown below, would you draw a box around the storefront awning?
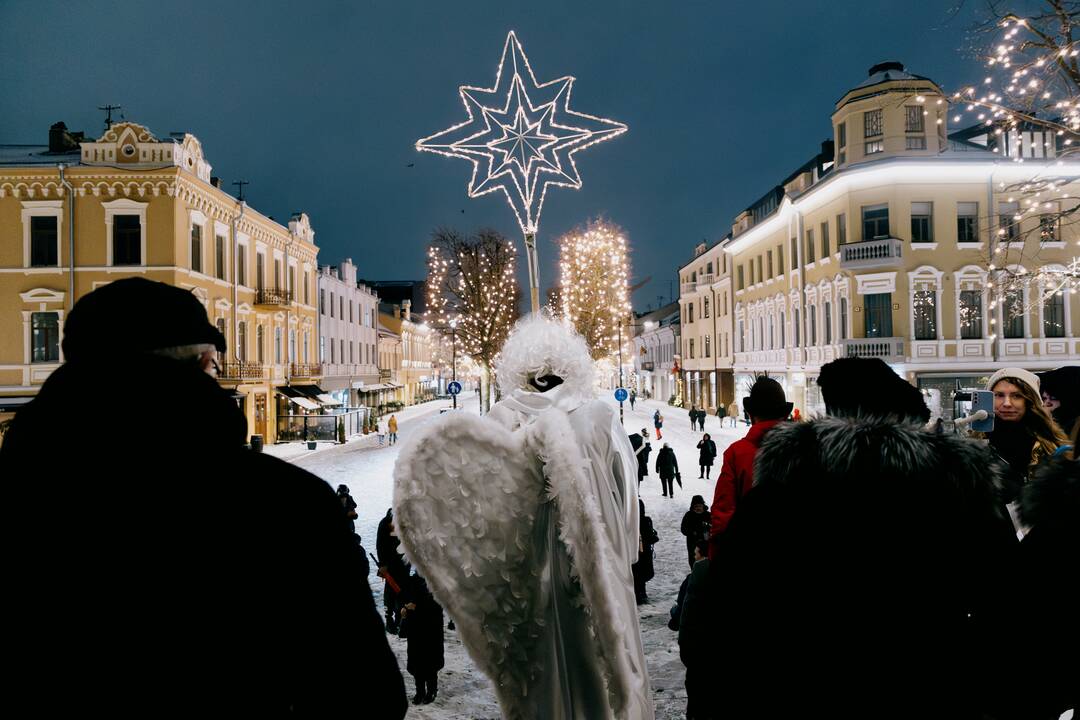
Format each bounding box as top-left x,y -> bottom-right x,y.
316,393 -> 343,406
275,386 -> 320,411
359,383 -> 391,392
288,395 -> 320,411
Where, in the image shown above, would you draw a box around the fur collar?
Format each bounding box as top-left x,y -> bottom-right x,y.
1019,454 -> 1080,534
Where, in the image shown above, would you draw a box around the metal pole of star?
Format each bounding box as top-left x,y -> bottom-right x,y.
416,30 -> 627,314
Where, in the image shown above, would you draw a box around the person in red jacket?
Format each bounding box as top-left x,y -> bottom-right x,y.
709,376 -> 791,559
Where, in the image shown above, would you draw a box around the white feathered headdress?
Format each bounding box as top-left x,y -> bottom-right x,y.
495,314 -> 595,401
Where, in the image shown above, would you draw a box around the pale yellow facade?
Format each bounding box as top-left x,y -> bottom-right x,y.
378,301 -> 438,406
682,63 -> 1080,419
0,122 -> 320,442
677,239 -> 735,411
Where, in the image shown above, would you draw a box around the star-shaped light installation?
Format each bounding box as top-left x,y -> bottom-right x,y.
417,31 -> 627,236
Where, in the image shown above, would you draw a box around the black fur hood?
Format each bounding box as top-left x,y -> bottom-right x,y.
754,415 -> 1004,513
1019,453 -> 1080,534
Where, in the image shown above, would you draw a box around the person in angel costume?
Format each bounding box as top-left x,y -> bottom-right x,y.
393,314 -> 653,720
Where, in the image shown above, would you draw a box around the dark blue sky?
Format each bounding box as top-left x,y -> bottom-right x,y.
0,0 -> 987,310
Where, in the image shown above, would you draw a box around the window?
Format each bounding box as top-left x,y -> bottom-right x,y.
256,253 -> 265,290
349,301 -> 354,323
113,214 -> 141,265
1039,214 -> 1059,243
688,304 -> 694,323
865,139 -> 884,155
778,245 -> 784,274
837,214 -> 847,246
738,320 -> 745,353
957,202 -> 979,243
791,238 -> 798,270
737,266 -> 744,290
238,321 -> 247,362
704,335 -> 711,357
779,311 -> 786,348
767,250 -> 773,279
30,216 -> 58,267
191,224 -> 202,272
758,318 -> 765,351
215,235 -> 226,280
824,301 -> 833,344
862,204 -> 890,240
864,293 -> 893,337
216,319 -> 227,356
350,341 -> 354,363
304,331 -> 310,364
906,136 -> 927,150
794,308 -> 800,346
864,109 -> 883,137
339,297 -> 344,319
330,292 -> 335,318
31,312 -> 59,362
703,297 -> 710,318
320,336 -> 325,363
905,105 -> 925,133
291,331 -> 297,363
911,202 -> 933,243
257,325 -> 265,364
809,307 -> 817,345
320,289 -> 326,315
838,121 -> 847,164
289,267 -> 296,299
840,298 -> 848,339
821,221 -> 830,257
1044,291 -> 1066,337
806,228 -> 816,263
999,202 -> 1019,241
913,290 -> 937,340
756,255 -> 763,282
275,327 -> 282,364
304,273 -> 310,305
768,315 -> 774,349
1003,291 -> 1025,338
960,290 -> 983,339
237,245 -> 247,286
274,259 -> 282,289
689,338 -> 695,359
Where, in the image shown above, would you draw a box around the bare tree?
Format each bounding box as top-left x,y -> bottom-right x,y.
426,228 -> 521,412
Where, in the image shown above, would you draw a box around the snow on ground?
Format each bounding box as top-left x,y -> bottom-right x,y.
290,393 -> 748,719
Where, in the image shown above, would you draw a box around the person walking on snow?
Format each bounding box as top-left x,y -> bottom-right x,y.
655,442 -> 681,498
387,415 -> 399,445
689,406 -> 698,431
629,388 -> 637,411
632,499 -> 658,605
696,433 -> 717,479
654,409 -> 664,439
680,495 -> 710,568
400,572 -> 445,706
727,402 -> 739,428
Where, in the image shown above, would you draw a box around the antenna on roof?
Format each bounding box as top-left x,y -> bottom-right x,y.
98,104 -> 122,133
232,179 -> 249,201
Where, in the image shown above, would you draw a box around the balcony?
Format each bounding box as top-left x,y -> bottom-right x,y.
839,237 -> 903,270
255,287 -> 292,306
680,281 -> 697,296
696,273 -> 715,290
290,362 -> 323,379
219,362 -> 266,380
841,337 -> 905,362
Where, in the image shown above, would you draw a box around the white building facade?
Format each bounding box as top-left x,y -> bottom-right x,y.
318,258 -> 380,406
632,302 -> 680,402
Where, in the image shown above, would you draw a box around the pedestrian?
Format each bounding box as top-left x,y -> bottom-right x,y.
337,483 -> 359,532
631,499 -> 658,604
377,416 -> 387,447
705,357 -> 1018,717
727,401 -> 739,428
637,436 -> 652,484
697,407 -> 706,431
653,409 -> 664,439
629,388 -> 637,410
792,407 -> 801,422
717,402 -> 726,425
387,414 -> 399,445
680,495 -> 710,568
743,407 -> 750,426
934,417 -> 945,435
400,572 -> 445,706
709,376 -> 791,558
678,539 -> 710,720
376,508 -> 411,635
689,405 -> 698,431
981,368 -> 1068,505
696,433 -> 717,479
655,441 -> 681,498
1037,365 -> 1079,440
0,278 -> 407,717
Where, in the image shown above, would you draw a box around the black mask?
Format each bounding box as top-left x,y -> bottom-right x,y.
528,374 -> 564,393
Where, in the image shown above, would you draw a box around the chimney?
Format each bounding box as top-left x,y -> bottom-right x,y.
210,176 -> 222,189
48,122 -> 80,153
821,139 -> 835,161
402,299 -> 412,322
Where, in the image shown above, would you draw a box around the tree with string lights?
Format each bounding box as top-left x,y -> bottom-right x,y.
425,227 -> 521,412
555,219 -> 632,361
952,0 -> 1080,331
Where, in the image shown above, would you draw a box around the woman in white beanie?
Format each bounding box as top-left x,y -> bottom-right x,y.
982,368 -> 1068,502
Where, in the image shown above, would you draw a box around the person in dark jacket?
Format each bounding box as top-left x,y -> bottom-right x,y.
637,437 -> 652,483
1038,365 -> 1080,440
377,508 -> 411,634
680,495 -> 710,568
401,573 -> 445,706
704,357 -> 1017,719
678,539 -> 710,720
653,409 -> 664,439
0,278 -> 407,718
655,442 -> 680,498
337,484 -> 359,532
689,406 -> 698,430
696,433 -> 717,479
631,499 -> 658,604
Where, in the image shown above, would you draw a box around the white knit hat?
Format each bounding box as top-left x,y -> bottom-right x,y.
986,367 -> 1041,394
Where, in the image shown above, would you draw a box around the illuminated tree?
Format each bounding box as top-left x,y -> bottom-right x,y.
426,228 -> 521,411
556,219 -> 632,361
953,0 -> 1080,328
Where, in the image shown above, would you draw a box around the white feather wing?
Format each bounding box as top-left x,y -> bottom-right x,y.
392,412 -> 545,713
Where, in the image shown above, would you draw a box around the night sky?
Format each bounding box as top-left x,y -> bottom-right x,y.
0,0 -> 987,310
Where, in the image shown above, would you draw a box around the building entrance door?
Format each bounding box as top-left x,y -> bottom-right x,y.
254,392 -> 267,440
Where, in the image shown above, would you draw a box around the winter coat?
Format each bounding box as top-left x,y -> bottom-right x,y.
655,446 -> 679,479
678,558 -> 710,667
637,442 -> 652,478
0,356 -> 407,718
727,403 -> 739,418
704,414 -> 1018,718
376,513 -> 411,586
653,412 -> 663,429
387,416 -> 398,433
402,575 -> 445,677
709,419 -> 782,551
681,509 -> 710,553
696,438 -> 717,466
632,514 -> 659,583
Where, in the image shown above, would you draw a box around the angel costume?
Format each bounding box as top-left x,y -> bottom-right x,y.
393,316 -> 653,720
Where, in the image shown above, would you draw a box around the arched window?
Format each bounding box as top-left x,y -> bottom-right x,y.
779,311 -> 786,348
256,325 -> 265,364
840,298 -> 848,340
1044,291 -> 1065,338
238,321 -> 247,363
824,301 -> 832,344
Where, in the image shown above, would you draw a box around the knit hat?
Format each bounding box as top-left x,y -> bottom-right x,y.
691,495 -> 706,506
986,367 -> 1040,394
62,278 -> 226,362
744,376 -> 793,420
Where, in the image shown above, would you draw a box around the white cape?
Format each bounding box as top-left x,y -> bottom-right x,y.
393,387 -> 653,720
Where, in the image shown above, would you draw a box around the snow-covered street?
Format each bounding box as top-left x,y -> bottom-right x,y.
290,394 -> 748,719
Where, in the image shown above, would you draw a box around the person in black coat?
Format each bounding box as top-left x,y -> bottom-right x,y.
631,499 -> 658,604
680,495 -> 710,568
655,442 -> 680,498
377,508 -> 411,634
337,484 -> 358,532
401,573 -> 446,706
696,433 -> 717,479
0,278 -> 407,718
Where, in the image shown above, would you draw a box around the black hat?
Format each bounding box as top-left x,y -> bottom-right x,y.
691,495 -> 706,506
817,357 -> 929,422
744,376 -> 793,420
62,278 -> 226,362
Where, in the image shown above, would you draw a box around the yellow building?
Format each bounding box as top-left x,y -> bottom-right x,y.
0,121 -> 321,443
682,62 -> 1080,418
677,238 -> 736,411
378,300 -> 438,406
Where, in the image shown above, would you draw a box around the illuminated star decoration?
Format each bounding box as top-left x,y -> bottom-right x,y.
417,31 -> 627,235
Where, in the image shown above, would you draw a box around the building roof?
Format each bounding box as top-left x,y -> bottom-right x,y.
0,145 -> 80,165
